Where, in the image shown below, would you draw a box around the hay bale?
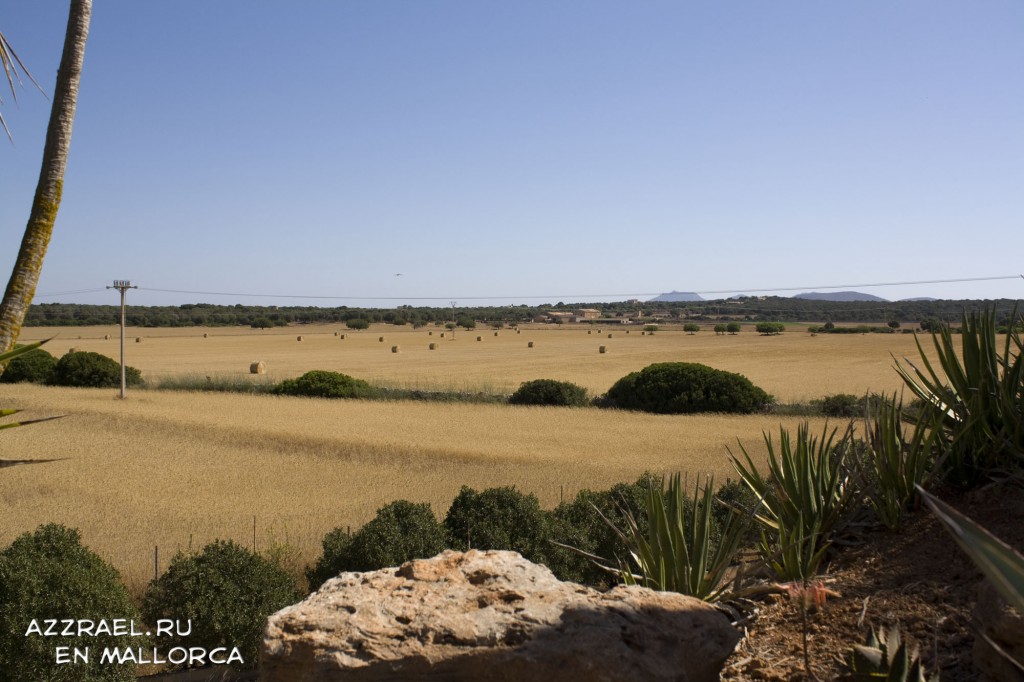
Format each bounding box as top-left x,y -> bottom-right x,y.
297,335 -> 303,342
494,332 -> 499,337
135,337 -> 142,343
641,331 -> 645,336
599,346 -> 607,354
103,334 -> 110,340
334,331 -> 339,336
391,345 -> 400,353
429,343 -> 437,350
587,330 -> 592,335
203,333 -> 208,338
528,341 -> 534,348
607,333 -> 613,338
250,361 -> 266,375
340,334 -> 346,340
477,336 -> 482,342
379,336 -> 385,342
69,347 -> 78,353
429,331 -> 433,336
440,333 -> 445,338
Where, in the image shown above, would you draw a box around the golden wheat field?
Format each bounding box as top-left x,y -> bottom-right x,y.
2,323 -> 941,593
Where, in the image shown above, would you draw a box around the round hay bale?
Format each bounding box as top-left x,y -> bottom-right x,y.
476,336 -> 482,342
391,345 -> 400,353
69,347 -> 78,353
440,333 -> 445,338
599,345 -> 607,354
203,333 -> 208,338
340,334 -> 346,340
587,330 -> 592,335
135,337 -> 142,343
103,334 -> 110,340
527,341 -> 534,348
607,333 -> 613,338
334,331 -> 339,336
429,331 -> 433,336
494,331 -> 499,336
297,335 -> 303,342
517,330 -> 521,335
250,361 -> 266,375
429,343 -> 437,350
379,336 -> 385,342
641,331 -> 645,336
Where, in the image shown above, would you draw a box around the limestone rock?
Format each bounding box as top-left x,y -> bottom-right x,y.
261,550 -> 739,681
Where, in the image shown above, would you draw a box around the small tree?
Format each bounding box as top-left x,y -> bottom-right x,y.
683,323 -> 700,334
345,318 -> 369,330
445,486 -> 553,565
726,322 -> 741,334
251,317 -> 273,329
755,322 -> 785,335
713,324 -> 726,335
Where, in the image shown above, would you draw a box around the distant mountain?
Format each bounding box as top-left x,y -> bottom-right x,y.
899,297 -> 938,302
793,291 -> 889,302
650,291 -> 704,302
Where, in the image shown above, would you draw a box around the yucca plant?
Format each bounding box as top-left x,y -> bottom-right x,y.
862,395 -> 942,530
894,307 -> 1024,487
591,474 -> 746,602
730,423 -> 857,581
849,624 -> 938,681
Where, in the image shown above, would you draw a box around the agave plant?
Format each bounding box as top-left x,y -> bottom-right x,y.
730,423 -> 857,581
849,624 -> 938,681
590,473 -> 747,602
894,307 -> 1024,487
862,395 -> 941,530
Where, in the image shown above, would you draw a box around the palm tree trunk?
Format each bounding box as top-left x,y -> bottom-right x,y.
0,0 -> 92,364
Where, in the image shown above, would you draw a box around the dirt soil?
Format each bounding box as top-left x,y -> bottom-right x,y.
722,482 -> 1024,681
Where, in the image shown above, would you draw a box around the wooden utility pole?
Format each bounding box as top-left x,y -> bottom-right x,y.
107,280 -> 136,398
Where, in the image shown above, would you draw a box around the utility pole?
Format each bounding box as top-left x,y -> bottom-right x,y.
107,280 -> 137,399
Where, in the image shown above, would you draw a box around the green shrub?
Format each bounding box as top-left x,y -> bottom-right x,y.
726,322 -> 741,334
307,500 -> 448,589
683,323 -> 699,334
819,393 -> 861,418
48,351 -> 142,388
508,379 -> 589,407
345,318 -> 369,330
550,473 -> 657,585
644,325 -> 659,333
603,362 -> 772,414
142,540 -> 300,671
273,370 -> 374,399
445,486 -> 552,565
0,346 -> 56,383
0,524 -> 139,682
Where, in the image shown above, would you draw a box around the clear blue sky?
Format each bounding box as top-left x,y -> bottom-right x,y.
2,2 -> 1022,308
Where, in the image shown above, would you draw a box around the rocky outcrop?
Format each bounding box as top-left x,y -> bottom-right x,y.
261,550 -> 739,681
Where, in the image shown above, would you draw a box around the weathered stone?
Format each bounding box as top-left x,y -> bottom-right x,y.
974,580 -> 1024,682
261,550 -> 739,681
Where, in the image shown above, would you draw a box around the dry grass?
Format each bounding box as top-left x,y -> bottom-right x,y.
19,323 -> 941,402
2,323 -> 944,592
1,381 -> 831,595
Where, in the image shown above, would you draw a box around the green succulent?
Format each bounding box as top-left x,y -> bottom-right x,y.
849,625 -> 937,681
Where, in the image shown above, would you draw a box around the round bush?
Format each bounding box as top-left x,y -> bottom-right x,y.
820,393 -> 861,418
141,540 -> 300,671
48,351 -> 142,388
345,318 -> 370,330
272,370 -> 373,399
0,346 -> 57,383
603,362 -> 772,414
508,379 -> 589,407
444,486 -> 552,565
0,524 -> 139,681
307,500 -> 448,589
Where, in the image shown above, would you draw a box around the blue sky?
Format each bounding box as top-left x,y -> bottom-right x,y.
2,2 -> 1022,308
